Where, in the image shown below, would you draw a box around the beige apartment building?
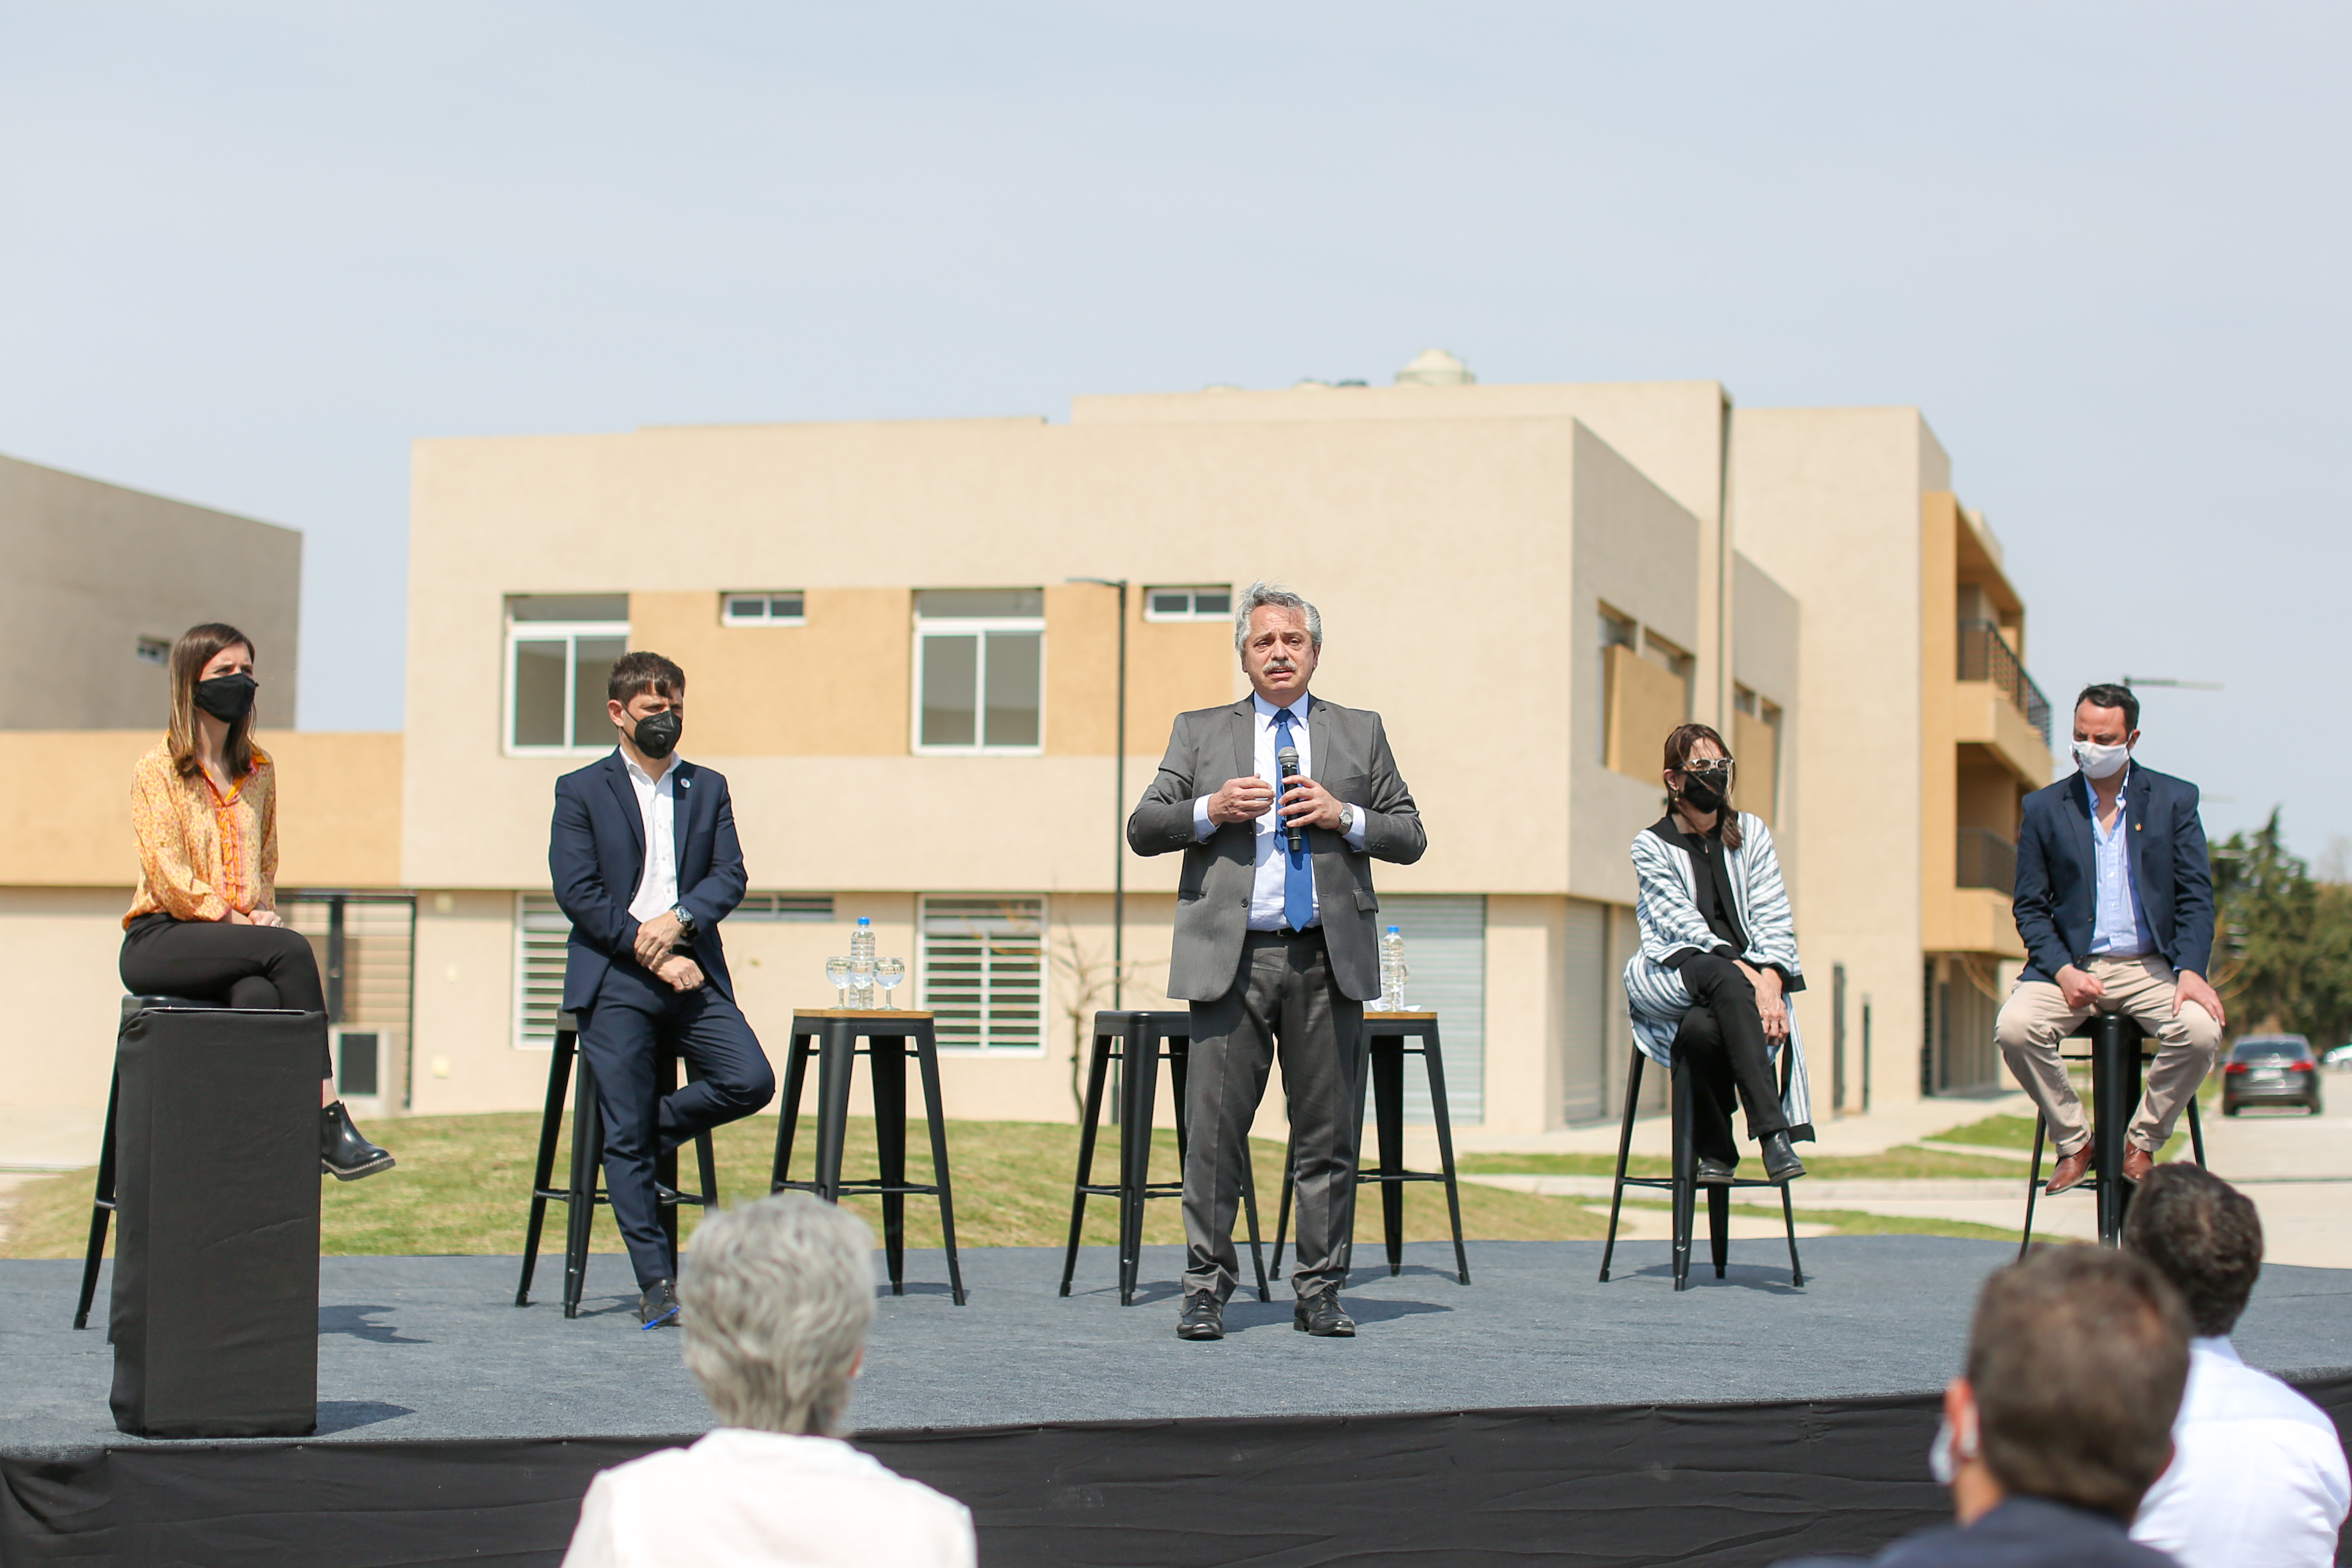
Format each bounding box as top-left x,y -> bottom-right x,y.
2,364 -> 2054,1148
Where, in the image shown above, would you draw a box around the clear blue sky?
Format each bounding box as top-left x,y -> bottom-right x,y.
4,4 -> 2345,857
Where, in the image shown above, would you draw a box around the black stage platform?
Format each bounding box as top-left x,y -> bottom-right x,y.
4,1237 -> 2350,1565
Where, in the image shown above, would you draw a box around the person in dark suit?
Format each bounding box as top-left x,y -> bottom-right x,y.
1996,683 -> 2224,1195
1774,1245 -> 2190,1568
550,651 -> 776,1328
1129,582 -> 1425,1341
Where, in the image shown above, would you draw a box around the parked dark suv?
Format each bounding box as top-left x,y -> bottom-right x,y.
2221,1034 -> 2324,1116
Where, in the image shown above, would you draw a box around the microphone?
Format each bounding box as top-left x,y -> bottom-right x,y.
1276,746 -> 1303,854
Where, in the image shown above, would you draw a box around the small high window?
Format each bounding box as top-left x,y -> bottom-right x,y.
1144,585 -> 1234,622
505,595 -> 629,753
721,592 -> 806,626
913,590 -> 1044,753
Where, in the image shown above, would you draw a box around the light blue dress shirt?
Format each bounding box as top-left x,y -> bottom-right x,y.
2085,768 -> 2153,957
1191,693 -> 1371,931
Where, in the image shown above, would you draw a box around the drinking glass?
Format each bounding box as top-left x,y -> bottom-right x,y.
876,956 -> 906,1004
825,956 -> 853,1003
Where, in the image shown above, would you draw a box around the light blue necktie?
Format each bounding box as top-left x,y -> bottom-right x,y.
1273,707 -> 1314,931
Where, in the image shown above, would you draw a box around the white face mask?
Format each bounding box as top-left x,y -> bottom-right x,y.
1929,1407 -> 1980,1486
2073,738 -> 2131,780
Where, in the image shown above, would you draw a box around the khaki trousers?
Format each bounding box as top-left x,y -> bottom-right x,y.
1994,955 -> 2221,1158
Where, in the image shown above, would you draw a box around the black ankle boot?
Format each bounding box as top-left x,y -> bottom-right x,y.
322,1101 -> 396,1181
1760,1130 -> 1805,1184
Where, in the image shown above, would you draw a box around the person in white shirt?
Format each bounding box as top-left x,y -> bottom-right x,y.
2126,1163 -> 2351,1567
562,1192 -> 976,1568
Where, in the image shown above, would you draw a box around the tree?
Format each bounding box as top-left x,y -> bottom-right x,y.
2210,809 -> 2352,1046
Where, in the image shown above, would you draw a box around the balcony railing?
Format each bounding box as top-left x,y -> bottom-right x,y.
1956,827 -> 2018,896
1957,621 -> 2051,744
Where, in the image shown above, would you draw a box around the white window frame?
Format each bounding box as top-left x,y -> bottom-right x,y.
1143,585 -> 1234,623
918,894 -> 1047,1056
504,617 -> 631,757
720,592 -> 807,627
910,616 -> 1047,756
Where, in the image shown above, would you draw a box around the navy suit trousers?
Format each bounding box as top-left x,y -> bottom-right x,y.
577,964 -> 775,1288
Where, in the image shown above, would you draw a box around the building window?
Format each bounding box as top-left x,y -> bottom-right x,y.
1731,684 -> 1785,828
732,893 -> 837,922
506,595 -> 629,754
514,893 -> 572,1049
920,895 -> 1044,1053
913,589 -> 1044,753
1600,606 -> 1690,778
721,592 -> 806,626
135,637 -> 169,666
1144,585 -> 1233,622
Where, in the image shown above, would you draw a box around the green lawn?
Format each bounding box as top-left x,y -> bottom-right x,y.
2,1110 -> 2065,1261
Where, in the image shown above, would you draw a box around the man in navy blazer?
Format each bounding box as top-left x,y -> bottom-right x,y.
550,651 -> 775,1327
1996,683 -> 2225,1195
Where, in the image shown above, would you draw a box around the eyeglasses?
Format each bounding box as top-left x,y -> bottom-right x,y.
1679,757 -> 1736,779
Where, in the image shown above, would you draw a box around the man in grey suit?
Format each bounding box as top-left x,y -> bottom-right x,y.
1128,582 -> 1426,1341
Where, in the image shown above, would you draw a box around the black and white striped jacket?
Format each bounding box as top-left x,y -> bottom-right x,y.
1622,813 -> 1813,1135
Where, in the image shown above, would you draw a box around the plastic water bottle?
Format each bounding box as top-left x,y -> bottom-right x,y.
1378,926 -> 1407,1011
850,917 -> 876,1009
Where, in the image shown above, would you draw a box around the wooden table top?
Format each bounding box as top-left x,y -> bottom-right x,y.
792,1009 -> 935,1019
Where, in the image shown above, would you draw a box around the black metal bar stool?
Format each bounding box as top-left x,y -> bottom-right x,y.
771,1009 -> 966,1305
516,1012 -> 719,1318
2018,1012 -> 2208,1257
1059,1009 -> 1270,1305
1598,1018 -> 1805,1291
1272,1010 -> 1471,1286
75,995 -> 225,1329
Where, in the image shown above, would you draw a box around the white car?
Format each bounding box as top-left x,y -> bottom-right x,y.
2325,1044 -> 2352,1070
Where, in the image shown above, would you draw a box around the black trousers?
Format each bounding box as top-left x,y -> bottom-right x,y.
1675,954 -> 1789,1166
1183,928 -> 1362,1302
120,914 -> 332,1077
576,963 -> 776,1289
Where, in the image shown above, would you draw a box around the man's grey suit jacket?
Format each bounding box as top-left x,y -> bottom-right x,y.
1127,694 -> 1426,1002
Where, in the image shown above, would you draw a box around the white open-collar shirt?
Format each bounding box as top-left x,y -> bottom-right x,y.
1189,692 -> 1370,931
622,751 -> 682,924
2132,1335 -> 2351,1568
562,1428 -> 975,1568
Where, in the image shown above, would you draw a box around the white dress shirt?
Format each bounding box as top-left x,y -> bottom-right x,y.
2133,1335 -> 2351,1568
1190,693 -> 1370,931
2086,768 -> 2153,957
562,1428 -> 975,1568
622,752 -> 681,925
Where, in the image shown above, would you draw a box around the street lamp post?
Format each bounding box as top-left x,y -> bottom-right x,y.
1068,578 -> 1129,1009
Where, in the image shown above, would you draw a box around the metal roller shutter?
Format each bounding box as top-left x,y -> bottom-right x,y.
1378,895 -> 1485,1126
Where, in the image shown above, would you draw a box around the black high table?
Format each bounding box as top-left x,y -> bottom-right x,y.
771,1009 -> 967,1305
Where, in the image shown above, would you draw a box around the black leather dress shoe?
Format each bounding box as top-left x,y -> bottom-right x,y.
1294,1293 -> 1356,1337
638,1280 -> 682,1330
1695,1156 -> 1738,1185
1176,1292 -> 1224,1341
321,1101 -> 396,1182
1760,1131 -> 1806,1184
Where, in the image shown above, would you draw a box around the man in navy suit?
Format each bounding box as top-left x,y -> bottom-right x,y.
550,651 -> 775,1327
1996,683 -> 2225,1196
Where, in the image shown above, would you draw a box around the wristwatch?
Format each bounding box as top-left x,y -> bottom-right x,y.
1338,805 -> 1356,835
671,904 -> 697,937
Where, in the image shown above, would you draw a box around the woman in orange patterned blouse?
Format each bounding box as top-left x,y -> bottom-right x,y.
120,623 -> 395,1181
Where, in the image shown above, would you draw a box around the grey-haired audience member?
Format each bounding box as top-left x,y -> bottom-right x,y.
561,1193 -> 975,1568
1777,1246 -> 2190,1567
2126,1164 -> 2350,1568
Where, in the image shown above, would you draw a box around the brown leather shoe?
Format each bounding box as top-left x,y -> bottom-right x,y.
2046,1146 -> 2094,1195
2122,1146 -> 2155,1184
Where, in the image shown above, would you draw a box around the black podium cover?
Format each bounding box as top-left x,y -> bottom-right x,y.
109,1006 -> 322,1438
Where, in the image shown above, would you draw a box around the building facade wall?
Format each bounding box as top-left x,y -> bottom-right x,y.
0,452 -> 302,731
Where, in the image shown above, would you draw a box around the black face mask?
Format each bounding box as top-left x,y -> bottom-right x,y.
633,710 -> 682,759
1678,768 -> 1729,815
192,673 -> 257,722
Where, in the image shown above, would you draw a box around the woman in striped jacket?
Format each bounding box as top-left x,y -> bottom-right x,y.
1623,722 -> 1814,1184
